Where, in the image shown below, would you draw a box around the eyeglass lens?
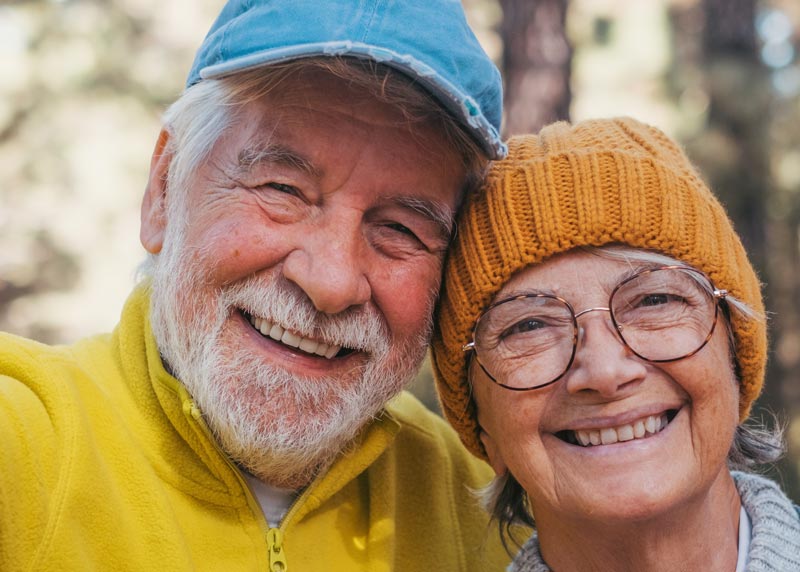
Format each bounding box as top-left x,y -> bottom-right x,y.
472,267 -> 718,390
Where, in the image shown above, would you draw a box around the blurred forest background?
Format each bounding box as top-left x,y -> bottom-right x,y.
1,0 -> 799,500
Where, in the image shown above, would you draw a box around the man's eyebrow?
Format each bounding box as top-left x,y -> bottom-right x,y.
237,143 -> 321,178
390,195 -> 455,240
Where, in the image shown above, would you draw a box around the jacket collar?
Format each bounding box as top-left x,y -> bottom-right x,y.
115,283 -> 400,513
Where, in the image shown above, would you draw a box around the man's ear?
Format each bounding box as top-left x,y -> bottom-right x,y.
140,128 -> 172,255
479,429 -> 508,476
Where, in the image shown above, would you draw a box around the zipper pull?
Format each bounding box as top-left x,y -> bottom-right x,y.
267,528 -> 288,572
181,395 -> 203,422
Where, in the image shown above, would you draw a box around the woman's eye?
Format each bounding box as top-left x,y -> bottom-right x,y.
504,319 -> 545,337
639,293 -> 672,307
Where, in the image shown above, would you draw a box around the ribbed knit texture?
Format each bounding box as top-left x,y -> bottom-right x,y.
508,472 -> 800,572
431,117 -> 766,459
735,472 -> 800,571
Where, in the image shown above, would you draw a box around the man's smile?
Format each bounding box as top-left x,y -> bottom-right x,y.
241,310 -> 359,361
245,311 -> 342,358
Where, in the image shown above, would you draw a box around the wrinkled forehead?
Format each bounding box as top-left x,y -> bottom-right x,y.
255,67 -> 405,114
493,247 -> 690,304
227,74 -> 467,185
227,64 -> 460,140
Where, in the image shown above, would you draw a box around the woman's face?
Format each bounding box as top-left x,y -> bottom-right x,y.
472,250 -> 740,526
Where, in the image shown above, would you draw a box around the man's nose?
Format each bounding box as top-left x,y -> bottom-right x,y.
564,308 -> 647,397
282,219 -> 372,315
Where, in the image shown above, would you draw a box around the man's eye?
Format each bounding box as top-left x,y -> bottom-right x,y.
385,222 -> 418,238
263,182 -> 299,195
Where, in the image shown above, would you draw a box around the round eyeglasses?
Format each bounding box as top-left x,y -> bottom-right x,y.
462,266 -> 729,391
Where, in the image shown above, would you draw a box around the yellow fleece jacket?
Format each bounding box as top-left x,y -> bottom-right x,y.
0,287 -> 511,571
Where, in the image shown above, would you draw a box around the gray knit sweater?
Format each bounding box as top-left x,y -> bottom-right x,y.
509,472 -> 800,572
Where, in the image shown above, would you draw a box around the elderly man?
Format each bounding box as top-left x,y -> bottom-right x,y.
0,0 -> 513,570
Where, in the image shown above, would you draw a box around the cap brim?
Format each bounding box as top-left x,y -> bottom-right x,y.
199,42 -> 507,160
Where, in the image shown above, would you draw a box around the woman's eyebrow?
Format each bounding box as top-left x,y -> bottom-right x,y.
494,287 -> 559,301
493,265 -> 659,302
616,263 -> 664,283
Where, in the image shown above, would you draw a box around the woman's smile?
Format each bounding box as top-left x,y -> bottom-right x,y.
556,407 -> 679,447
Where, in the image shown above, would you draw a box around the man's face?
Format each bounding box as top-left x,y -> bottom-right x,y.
142,69 -> 467,488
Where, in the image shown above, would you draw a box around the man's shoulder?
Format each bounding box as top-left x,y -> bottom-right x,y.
0,333 -> 89,519
0,329 -> 117,435
384,391 -> 494,481
0,327 -> 129,462
0,286 -> 149,383
0,329 -> 115,390
0,329 -> 67,363
0,333 -> 62,430
372,392 -> 509,570
385,390 -> 462,443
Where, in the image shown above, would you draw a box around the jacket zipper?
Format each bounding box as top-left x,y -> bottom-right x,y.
266,528 -> 287,571
265,480 -> 307,571
181,393 -> 304,572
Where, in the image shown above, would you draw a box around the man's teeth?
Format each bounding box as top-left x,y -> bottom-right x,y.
573,414 -> 670,447
248,315 -> 341,359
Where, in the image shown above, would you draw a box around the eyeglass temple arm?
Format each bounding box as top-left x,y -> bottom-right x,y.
462,341 -> 475,352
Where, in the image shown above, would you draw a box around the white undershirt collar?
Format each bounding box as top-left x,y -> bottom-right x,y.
243,473 -> 297,527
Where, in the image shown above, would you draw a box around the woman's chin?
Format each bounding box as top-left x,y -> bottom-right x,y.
533,409 -> 708,523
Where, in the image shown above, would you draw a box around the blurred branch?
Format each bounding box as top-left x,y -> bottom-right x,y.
0,231 -> 80,318
0,103 -> 36,143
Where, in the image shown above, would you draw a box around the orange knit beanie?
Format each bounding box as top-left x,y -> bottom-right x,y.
431,117 -> 766,460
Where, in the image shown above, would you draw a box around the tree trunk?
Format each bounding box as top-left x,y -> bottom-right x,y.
498,0 -> 572,136
700,0 -> 799,496
701,0 -> 766,267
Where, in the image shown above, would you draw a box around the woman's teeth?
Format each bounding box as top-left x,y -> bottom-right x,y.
247,315 -> 341,359
572,413 -> 670,447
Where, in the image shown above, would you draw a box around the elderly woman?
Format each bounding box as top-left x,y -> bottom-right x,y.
432,118 -> 800,571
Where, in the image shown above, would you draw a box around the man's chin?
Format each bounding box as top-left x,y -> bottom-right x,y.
235,441 -> 347,490
213,409 -> 369,490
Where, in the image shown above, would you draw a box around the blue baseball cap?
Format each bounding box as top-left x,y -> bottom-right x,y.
186,0 -> 506,159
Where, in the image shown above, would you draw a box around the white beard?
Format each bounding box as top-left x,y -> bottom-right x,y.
148,224 -> 432,488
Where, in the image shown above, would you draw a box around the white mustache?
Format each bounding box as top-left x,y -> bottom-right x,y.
221,274 -> 389,354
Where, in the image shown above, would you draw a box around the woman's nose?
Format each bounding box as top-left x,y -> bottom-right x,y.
564,308 -> 647,397
282,220 -> 372,315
